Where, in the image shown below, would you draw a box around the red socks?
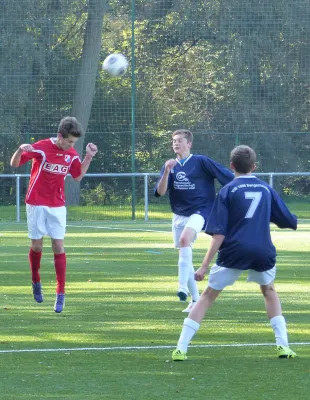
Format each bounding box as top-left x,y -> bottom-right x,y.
54,253 -> 66,294
29,248 -> 42,283
29,249 -> 66,294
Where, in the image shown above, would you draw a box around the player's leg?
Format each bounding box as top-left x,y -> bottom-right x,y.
177,214 -> 204,304
172,286 -> 221,361
51,238 -> 66,293
29,239 -> 44,303
47,206 -> 67,313
29,238 -> 43,282
178,226 -> 196,301
172,215 -> 190,300
172,265 -> 241,360
248,268 -> 296,358
51,238 -> 66,313
26,205 -> 46,303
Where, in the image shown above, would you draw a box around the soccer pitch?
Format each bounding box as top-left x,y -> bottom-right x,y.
0,221 -> 309,399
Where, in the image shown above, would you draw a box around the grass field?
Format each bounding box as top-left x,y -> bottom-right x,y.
1,197 -> 310,222
0,221 -> 309,399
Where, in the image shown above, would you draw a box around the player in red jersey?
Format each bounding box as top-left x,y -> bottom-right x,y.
10,116 -> 98,313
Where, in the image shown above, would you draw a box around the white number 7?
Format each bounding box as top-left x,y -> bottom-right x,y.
244,192 -> 262,218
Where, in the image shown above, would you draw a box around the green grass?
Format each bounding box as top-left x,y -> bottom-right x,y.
0,199 -> 309,221
0,204 -> 173,222
0,221 -> 309,399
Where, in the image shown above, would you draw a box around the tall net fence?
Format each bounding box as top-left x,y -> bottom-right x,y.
1,0 -> 310,220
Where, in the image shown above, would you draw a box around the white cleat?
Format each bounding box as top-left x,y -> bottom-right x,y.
182,300 -> 197,313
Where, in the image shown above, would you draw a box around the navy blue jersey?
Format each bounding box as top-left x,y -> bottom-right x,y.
155,154 -> 234,221
205,176 -> 297,271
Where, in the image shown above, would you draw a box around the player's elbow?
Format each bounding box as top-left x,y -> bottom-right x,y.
10,160 -> 19,168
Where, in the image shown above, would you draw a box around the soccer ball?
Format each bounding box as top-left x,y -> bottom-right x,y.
102,53 -> 128,77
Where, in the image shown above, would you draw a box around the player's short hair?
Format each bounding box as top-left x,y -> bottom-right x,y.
230,145 -> 256,173
58,117 -> 84,138
172,129 -> 193,143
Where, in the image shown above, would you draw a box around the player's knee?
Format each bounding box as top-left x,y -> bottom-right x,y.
51,239 -> 64,254
179,235 -> 191,248
32,244 -> 42,252
53,247 -> 65,254
201,286 -> 219,301
260,283 -> 275,297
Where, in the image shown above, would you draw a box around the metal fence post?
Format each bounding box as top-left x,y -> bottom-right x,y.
269,174 -> 274,188
16,175 -> 20,222
144,174 -> 149,222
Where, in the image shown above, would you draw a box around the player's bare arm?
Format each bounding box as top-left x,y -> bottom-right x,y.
10,144 -> 34,168
195,234 -> 225,281
75,143 -> 98,182
156,159 -> 177,195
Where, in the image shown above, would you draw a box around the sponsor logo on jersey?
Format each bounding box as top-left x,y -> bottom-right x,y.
65,155 -> 71,163
176,172 -> 189,182
174,171 -> 195,190
43,162 -> 69,174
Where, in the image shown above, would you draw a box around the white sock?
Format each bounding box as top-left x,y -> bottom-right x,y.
177,318 -> 200,352
187,265 -> 200,302
270,315 -> 288,346
178,247 -> 192,293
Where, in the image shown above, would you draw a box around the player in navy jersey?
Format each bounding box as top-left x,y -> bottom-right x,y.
10,116 -> 98,313
172,145 -> 297,361
155,129 -> 233,312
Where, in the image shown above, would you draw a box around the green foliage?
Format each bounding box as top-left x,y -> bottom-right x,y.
1,0 -> 310,201
80,182 -> 113,205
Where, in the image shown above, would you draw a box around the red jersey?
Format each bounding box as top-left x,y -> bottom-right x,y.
19,138 -> 82,207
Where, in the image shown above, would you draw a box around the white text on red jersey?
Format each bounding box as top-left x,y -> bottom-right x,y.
43,162 -> 69,174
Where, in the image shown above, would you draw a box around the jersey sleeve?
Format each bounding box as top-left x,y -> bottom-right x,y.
154,164 -> 169,197
69,156 -> 82,179
19,152 -> 35,166
205,190 -> 229,236
201,156 -> 234,186
19,143 -> 43,166
270,188 -> 297,230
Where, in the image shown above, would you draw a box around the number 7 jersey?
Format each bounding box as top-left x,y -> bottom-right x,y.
205,175 -> 297,271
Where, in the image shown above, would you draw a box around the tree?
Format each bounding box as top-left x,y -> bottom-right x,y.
65,0 -> 107,205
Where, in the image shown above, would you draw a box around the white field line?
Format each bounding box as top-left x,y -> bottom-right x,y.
67,221 -> 310,234
0,342 -> 309,354
67,224 -> 169,233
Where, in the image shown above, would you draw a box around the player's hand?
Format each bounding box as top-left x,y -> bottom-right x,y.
164,159 -> 177,173
20,144 -> 34,152
86,143 -> 98,157
195,265 -> 208,281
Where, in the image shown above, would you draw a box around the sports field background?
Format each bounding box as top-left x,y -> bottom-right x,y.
0,221 -> 309,399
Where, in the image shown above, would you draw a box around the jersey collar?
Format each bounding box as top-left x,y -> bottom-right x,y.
234,175 -> 256,179
176,153 -> 193,166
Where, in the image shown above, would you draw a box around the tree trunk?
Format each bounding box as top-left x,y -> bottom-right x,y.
65,0 -> 106,205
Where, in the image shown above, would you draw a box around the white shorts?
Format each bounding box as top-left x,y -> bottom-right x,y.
26,204 -> 66,240
172,213 -> 205,248
208,264 -> 276,290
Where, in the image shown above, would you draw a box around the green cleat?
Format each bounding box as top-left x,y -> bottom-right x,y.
172,349 -> 187,361
277,345 -> 296,358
